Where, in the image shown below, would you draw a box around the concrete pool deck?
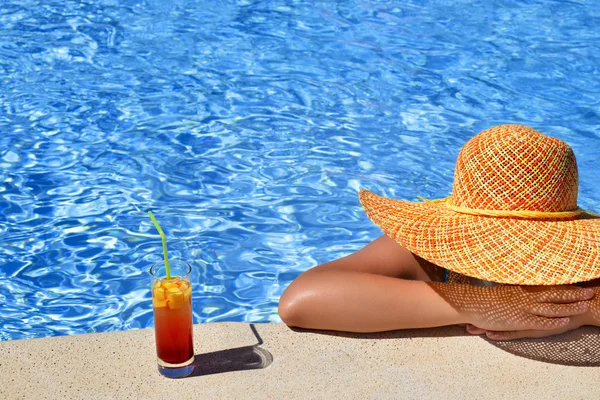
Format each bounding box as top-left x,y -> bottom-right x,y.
1,323 -> 600,399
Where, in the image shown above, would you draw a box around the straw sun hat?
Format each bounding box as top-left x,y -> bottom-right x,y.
359,124 -> 600,286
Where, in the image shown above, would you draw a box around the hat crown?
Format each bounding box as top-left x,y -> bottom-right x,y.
451,125 -> 579,212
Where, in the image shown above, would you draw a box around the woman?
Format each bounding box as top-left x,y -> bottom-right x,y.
279,125 -> 600,340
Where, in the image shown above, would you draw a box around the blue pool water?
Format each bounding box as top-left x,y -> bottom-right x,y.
2,0 -> 600,341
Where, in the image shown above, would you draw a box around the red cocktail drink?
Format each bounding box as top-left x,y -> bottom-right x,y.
150,261 -> 195,378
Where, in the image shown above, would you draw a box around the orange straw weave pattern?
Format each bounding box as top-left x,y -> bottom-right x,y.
359,124 -> 600,285
452,125 -> 578,212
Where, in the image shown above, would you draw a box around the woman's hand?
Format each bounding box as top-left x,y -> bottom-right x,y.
465,286 -> 600,340
465,316 -> 586,340
586,287 -> 600,327
454,285 -> 594,333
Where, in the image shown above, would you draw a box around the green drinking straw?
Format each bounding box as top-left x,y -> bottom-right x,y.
148,211 -> 171,279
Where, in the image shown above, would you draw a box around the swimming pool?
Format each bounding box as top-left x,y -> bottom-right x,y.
2,0 -> 600,341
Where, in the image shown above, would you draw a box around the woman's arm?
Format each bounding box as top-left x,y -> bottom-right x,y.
279,270 -> 465,332
278,236 -> 594,333
301,234 -> 442,280
279,235 -> 451,332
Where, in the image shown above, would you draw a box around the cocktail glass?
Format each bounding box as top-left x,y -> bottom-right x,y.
150,260 -> 195,378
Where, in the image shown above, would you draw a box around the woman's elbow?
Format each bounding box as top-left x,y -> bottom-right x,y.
278,284 -> 310,328
278,293 -> 301,327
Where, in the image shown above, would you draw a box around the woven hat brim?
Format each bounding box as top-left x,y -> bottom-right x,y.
359,189 -> 600,285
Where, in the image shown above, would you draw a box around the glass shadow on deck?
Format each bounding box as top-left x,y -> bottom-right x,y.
188,324 -> 273,377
